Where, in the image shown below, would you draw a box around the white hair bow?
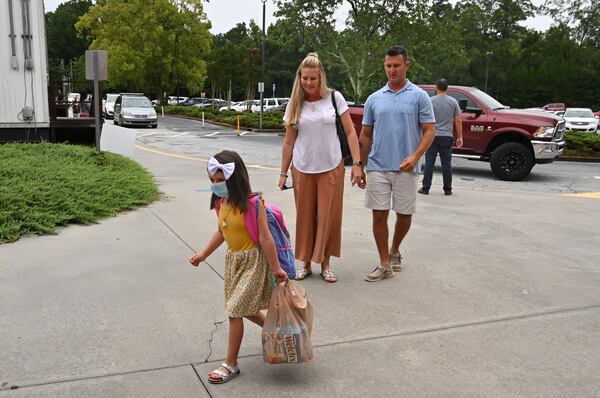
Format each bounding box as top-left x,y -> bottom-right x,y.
208,157 -> 235,180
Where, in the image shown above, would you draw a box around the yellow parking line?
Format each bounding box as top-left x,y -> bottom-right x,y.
561,192 -> 600,199
135,144 -> 208,162
134,144 -> 281,172
135,144 -> 354,176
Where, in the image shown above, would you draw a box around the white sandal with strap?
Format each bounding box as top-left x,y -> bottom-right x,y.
208,362 -> 240,384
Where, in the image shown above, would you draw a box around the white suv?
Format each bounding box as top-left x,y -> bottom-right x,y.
252,98 -> 289,113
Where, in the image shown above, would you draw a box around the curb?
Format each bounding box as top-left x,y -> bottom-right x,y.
163,114 -> 284,134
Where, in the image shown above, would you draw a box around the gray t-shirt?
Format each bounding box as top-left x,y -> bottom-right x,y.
431,94 -> 460,137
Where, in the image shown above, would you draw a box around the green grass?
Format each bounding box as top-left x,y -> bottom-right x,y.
0,143 -> 159,243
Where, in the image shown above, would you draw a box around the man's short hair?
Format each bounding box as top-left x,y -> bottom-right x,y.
386,45 -> 408,61
436,78 -> 449,91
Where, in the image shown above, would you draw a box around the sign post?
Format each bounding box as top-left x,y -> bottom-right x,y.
258,81 -> 265,132
85,50 -> 107,151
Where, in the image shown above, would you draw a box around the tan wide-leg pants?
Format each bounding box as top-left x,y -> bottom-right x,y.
291,161 -> 345,264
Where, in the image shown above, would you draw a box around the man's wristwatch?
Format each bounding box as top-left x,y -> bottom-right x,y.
352,160 -> 363,167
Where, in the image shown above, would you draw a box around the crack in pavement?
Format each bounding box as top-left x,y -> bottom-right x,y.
149,208 -> 227,366
204,319 -> 225,363
198,302 -> 600,365
148,209 -> 223,279
0,363 -> 201,393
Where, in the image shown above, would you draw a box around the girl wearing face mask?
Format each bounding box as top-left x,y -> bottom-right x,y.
189,150 -> 288,384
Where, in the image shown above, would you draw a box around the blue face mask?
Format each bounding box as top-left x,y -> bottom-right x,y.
210,181 -> 229,197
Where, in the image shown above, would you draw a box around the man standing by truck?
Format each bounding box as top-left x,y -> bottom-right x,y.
419,78 -> 463,195
358,45 -> 435,282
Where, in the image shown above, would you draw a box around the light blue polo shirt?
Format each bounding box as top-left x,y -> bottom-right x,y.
362,81 -> 435,173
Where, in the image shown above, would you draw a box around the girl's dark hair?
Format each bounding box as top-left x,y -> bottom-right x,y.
209,150 -> 252,212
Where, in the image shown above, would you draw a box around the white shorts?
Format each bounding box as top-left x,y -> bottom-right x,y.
364,171 -> 418,214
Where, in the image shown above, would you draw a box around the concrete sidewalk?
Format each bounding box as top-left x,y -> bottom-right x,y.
1,144 -> 599,397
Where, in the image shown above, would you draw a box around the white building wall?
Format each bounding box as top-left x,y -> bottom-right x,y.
0,0 -> 50,128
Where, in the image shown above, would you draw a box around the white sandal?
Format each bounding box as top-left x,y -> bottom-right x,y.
208,362 -> 240,384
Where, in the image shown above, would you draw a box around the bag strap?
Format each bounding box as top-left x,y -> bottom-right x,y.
331,89 -> 340,119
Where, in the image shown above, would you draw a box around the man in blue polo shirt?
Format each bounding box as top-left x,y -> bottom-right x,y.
358,45 -> 435,282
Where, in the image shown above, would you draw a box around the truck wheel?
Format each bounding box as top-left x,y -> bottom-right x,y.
490,142 -> 534,181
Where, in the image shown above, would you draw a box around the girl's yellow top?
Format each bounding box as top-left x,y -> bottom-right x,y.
218,201 -> 256,252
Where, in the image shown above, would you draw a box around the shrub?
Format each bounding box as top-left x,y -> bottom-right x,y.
564,132 -> 600,156
162,106 -> 284,130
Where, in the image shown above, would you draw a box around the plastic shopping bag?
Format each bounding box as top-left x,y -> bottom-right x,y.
261,280 -> 313,364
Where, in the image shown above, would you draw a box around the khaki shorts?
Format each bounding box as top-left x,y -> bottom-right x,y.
364,171 -> 418,214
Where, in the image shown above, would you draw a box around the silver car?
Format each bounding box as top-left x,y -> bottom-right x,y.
113,95 -> 158,128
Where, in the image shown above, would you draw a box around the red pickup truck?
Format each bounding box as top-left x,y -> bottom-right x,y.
348,85 -> 566,181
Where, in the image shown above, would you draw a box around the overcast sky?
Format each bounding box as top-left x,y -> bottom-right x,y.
43,0 -> 552,33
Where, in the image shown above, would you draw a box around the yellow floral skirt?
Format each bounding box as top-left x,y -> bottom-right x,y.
224,247 -> 274,318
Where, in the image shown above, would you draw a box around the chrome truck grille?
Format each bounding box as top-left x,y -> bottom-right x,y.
553,120 -> 565,141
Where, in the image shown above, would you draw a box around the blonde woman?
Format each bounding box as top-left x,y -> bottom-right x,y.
279,53 -> 362,283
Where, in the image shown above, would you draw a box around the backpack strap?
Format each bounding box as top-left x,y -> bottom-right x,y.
214,197 -> 224,215
243,194 -> 261,244
215,196 -> 261,244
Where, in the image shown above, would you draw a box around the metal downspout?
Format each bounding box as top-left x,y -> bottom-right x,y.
21,0 -> 33,70
8,0 -> 18,69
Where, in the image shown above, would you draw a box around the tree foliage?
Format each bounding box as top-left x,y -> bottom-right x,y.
45,0 -> 599,109
274,0 -> 404,102
76,0 -> 212,100
45,0 -> 92,81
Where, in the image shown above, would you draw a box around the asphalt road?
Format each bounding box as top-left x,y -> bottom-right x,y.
128,115 -> 600,195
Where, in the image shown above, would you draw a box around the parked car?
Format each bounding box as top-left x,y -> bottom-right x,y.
348,85 -> 565,181
563,108 -> 599,133
219,101 -> 240,111
113,94 -> 158,128
251,97 -> 289,112
218,99 -> 259,112
266,101 -> 288,113
179,97 -> 208,106
194,99 -> 227,109
524,107 -> 546,113
543,103 -> 566,112
102,93 -> 119,119
67,92 -> 80,103
167,96 -> 189,105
